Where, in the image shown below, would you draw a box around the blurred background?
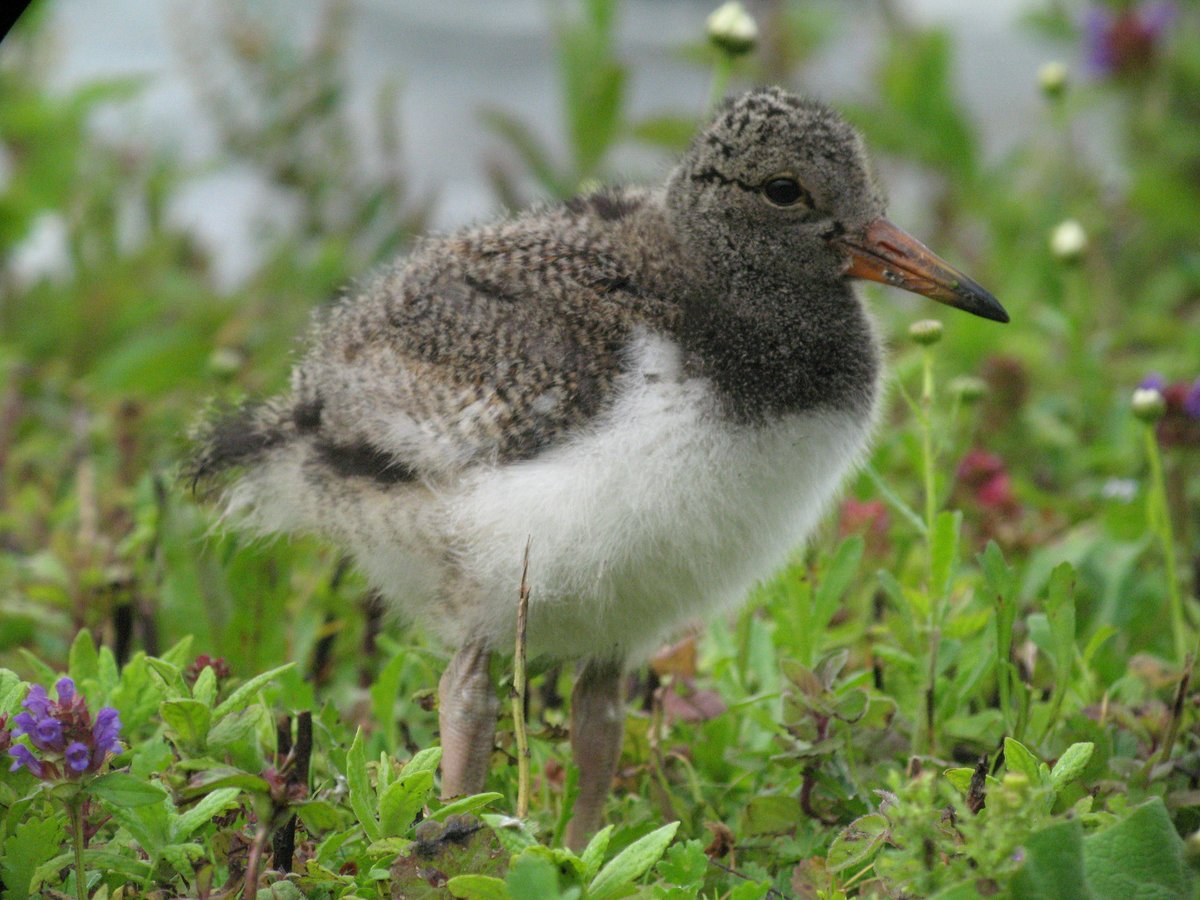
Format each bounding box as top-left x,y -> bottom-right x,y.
30,0 -> 1060,289
0,0 -> 1197,734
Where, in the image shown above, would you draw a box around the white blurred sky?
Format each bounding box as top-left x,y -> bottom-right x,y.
16,0 -> 1076,288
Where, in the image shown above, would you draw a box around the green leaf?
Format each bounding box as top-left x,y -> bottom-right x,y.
930,510 -> 962,601
1004,737 -> 1043,783
180,765 -> 269,798
944,767 -> 975,793
295,799 -> 345,832
481,814 -> 538,855
589,821 -> 679,900
160,699 -> 212,748
741,795 -> 803,835
365,836 -> 413,857
580,824 -> 613,882
0,668 -> 22,714
378,770 -> 435,837
507,852 -> 562,900
158,636 -> 195,668
813,537 -> 864,634
1050,742 -> 1095,792
191,665 -> 218,707
400,746 -> 442,777
104,799 -> 170,855
656,839 -> 708,887
1045,563 -> 1077,676
370,649 -> 411,752
68,628 -> 99,687
346,728 -> 381,842
212,663 -> 295,721
17,649 -> 58,688
728,882 -> 771,900
81,848 -> 154,880
256,881 -> 307,899
979,540 -> 1016,602
448,874 -> 511,900
146,657 -> 188,694
97,646 -> 119,693
629,114 -> 697,151
2,816 -> 64,900
1082,625 -> 1117,667
1083,798 -> 1192,899
827,813 -> 890,873
1010,820 -> 1089,900
434,792 -> 505,821
87,772 -> 169,808
930,882 -> 989,900
172,787 -> 241,841
206,706 -> 264,754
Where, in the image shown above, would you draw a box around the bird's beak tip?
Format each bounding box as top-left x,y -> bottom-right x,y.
835,217 -> 1009,324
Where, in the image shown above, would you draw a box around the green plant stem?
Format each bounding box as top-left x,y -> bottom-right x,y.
1144,425 -> 1187,663
914,347 -> 938,758
70,796 -> 87,900
921,348 -> 937,543
708,55 -> 733,112
512,538 -> 532,819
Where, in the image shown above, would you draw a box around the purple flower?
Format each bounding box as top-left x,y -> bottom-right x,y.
9,744 -> 43,777
1185,379 -> 1200,420
12,711 -> 35,737
65,742 -> 91,773
22,684 -> 51,719
6,677 -> 124,780
55,677 -> 75,705
1085,3 -> 1176,77
1139,372 -> 1167,392
33,717 -> 64,751
92,708 -> 122,759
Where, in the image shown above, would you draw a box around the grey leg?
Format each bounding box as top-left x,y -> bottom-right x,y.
565,658 -> 625,851
438,641 -> 498,798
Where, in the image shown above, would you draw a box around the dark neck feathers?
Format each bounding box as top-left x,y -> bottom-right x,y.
672,273 -> 880,422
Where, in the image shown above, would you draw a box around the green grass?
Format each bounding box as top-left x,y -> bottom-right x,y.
1,1 -> 1199,897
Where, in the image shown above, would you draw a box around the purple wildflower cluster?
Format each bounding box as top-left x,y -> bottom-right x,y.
2,677 -> 122,779
1085,2 -> 1175,77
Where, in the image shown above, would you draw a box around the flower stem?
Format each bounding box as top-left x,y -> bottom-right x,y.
921,348 -> 937,540
915,347 -> 938,757
70,796 -> 87,900
512,538 -> 532,819
708,55 -> 733,113
1144,424 -> 1187,663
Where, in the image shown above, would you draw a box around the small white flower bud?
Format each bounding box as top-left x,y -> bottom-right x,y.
908,319 -> 943,346
1038,61 -> 1068,98
1131,387 -> 1166,422
1050,219 -> 1088,263
707,1 -> 758,57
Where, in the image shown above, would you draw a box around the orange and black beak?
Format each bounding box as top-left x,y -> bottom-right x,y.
834,218 -> 1009,323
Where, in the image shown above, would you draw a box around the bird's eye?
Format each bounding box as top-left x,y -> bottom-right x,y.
763,176 -> 806,207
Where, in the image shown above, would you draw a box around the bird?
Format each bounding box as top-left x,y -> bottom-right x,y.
187,87 -> 1007,850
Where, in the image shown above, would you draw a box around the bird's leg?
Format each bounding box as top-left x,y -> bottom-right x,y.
565,658 -> 625,851
438,641 -> 498,798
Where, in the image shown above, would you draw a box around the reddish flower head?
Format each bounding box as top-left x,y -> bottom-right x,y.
1153,377 -> 1200,447
1085,2 -> 1175,77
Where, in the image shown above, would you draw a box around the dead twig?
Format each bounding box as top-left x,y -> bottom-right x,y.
1153,652 -> 1194,775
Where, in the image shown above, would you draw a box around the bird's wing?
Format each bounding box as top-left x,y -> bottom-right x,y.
291,218 -> 667,482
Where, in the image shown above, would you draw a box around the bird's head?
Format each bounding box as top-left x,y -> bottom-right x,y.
666,88 -> 1008,323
